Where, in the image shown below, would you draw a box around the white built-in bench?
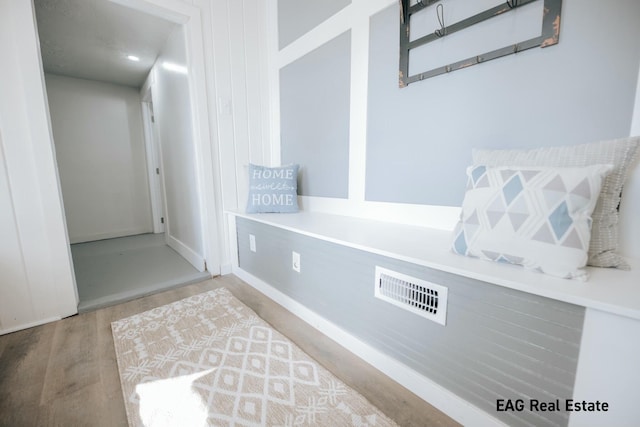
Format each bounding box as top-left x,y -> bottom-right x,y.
227,210 -> 640,426
229,210 -> 640,320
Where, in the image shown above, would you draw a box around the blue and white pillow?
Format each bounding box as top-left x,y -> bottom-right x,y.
451,164 -> 612,280
246,164 -> 299,213
472,137 -> 640,269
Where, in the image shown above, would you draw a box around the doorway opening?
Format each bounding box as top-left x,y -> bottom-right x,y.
34,0 -> 214,311
71,234 -> 208,311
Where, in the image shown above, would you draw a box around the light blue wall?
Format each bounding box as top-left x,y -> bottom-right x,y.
278,0 -> 351,49
280,31 -> 351,199
365,0 -> 640,205
277,0 -> 640,207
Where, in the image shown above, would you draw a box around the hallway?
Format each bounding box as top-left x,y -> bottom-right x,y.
72,233 -> 210,312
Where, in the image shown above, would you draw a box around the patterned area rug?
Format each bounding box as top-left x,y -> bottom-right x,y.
112,287 -> 398,426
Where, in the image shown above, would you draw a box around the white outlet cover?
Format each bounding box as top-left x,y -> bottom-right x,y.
292,251 -> 301,272
249,234 -> 256,252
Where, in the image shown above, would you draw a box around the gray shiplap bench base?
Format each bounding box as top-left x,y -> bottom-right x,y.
227,211 -> 640,427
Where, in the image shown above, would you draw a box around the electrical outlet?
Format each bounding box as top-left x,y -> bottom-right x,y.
249,234 -> 256,252
292,251 -> 301,273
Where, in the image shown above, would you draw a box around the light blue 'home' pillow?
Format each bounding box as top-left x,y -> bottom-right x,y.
246,163 -> 299,213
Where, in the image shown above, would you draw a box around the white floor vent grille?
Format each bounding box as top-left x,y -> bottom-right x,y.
374,267 -> 448,326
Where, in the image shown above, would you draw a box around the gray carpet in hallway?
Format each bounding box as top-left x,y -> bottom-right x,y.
71,233 -> 210,312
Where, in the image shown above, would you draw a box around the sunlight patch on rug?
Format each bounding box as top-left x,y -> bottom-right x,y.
111,287 -> 398,426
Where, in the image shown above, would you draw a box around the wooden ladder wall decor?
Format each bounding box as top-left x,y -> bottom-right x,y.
399,0 -> 563,87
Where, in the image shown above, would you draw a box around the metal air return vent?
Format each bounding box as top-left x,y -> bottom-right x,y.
374,266 -> 448,326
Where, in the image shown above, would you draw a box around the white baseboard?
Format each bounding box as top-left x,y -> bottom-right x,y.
167,234 -> 205,272
220,263 -> 233,275
0,316 -> 62,336
69,227 -> 153,244
232,266 -> 505,427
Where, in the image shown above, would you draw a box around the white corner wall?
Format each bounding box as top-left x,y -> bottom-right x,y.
152,25 -> 205,271
46,74 -> 153,243
1,0 -> 230,334
632,65 -> 640,137
0,0 -> 77,334
0,134 -> 32,332
195,0 -> 273,273
570,308 -> 640,427
618,63 -> 640,260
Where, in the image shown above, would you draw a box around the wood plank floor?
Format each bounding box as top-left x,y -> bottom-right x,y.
0,275 -> 460,427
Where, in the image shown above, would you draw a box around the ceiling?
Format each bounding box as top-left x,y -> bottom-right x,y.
34,0 -> 178,88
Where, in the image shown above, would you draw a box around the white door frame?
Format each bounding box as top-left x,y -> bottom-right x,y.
111,0 -> 223,275
141,86 -> 165,234
0,0 -> 79,333
1,0 -> 226,334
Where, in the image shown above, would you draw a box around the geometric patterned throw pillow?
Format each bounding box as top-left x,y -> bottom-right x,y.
452,164 -> 612,280
473,137 -> 640,269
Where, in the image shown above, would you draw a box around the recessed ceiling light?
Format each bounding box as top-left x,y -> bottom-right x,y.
127,55 -> 140,62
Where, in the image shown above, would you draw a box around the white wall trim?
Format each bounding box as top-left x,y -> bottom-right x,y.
166,233 -> 205,272
219,212 -> 238,275
347,1 -> 371,202
115,0 -> 223,275
232,265 -> 505,427
621,58 -> 640,259
298,195 -> 461,230
277,6 -> 352,69
266,0 -> 462,233
183,3 -> 223,276
219,263 -> 233,275
110,0 -> 191,23
267,0 -> 395,170
265,0 -> 281,166
70,228 -> 155,245
265,0 -> 467,232
0,316 -> 62,336
226,213 -> 239,267
140,88 -> 165,234
276,0 -> 394,70
630,62 -> 640,137
0,0 -> 78,330
570,308 -> 640,426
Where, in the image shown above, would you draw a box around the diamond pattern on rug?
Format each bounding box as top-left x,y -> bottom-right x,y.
112,288 -> 398,427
